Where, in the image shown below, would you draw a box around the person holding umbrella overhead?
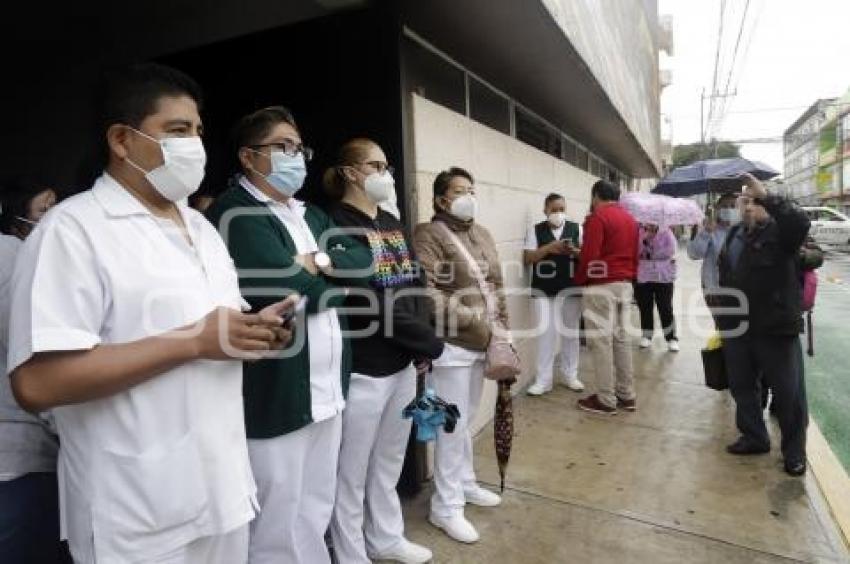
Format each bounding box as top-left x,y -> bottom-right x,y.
687,193 -> 741,324
635,223 -> 680,351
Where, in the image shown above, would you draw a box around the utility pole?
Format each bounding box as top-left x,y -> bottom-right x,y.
701,89 -> 737,159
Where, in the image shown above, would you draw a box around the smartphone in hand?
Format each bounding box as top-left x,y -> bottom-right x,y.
282,296 -> 308,325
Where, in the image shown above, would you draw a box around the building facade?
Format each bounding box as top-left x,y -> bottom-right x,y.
816,89 -> 850,213
784,93 -> 850,213
784,99 -> 836,206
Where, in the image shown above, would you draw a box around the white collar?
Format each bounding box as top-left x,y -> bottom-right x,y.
238,175 -> 304,213
92,173 -> 153,218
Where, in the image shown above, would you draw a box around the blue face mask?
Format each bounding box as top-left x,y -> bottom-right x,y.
261,151 -> 307,197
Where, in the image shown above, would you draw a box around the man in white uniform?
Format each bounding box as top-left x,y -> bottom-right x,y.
523,193 -> 584,396
6,63 -> 293,564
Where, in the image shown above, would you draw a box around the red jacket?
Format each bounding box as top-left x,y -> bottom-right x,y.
575,202 -> 639,286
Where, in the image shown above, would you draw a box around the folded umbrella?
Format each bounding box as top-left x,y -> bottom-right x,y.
652,157 -> 779,197
494,380 -> 515,493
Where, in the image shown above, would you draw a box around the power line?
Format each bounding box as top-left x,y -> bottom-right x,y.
715,0 -> 764,135
705,0 -> 728,139
712,0 -> 751,135
670,100 -> 850,120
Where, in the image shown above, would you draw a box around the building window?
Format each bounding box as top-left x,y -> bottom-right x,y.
562,137 -> 577,166
515,107 -> 561,158
576,148 -> 589,171
589,157 -> 601,178
403,37 -> 466,116
468,77 -> 510,135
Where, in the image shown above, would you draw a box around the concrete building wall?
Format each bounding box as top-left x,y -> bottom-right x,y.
540,0 -> 662,171
407,94 -> 598,436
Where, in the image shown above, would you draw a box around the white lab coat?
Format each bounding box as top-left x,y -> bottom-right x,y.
7,174 -> 257,563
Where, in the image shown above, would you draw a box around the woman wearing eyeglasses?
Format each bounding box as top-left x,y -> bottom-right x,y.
206,107 -> 374,564
635,223 -> 679,352
324,138 -> 444,564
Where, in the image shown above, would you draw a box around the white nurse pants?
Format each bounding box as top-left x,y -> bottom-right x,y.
330,365 -> 417,563
247,415 -> 342,564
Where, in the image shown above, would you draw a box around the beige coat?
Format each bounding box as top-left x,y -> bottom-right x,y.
413,213 -> 510,351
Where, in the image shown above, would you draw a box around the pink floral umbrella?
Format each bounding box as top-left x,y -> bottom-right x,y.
620,192 -> 704,227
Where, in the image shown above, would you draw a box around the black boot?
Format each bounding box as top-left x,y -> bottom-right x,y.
726,437 -> 770,455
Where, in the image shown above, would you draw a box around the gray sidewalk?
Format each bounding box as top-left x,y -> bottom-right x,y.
401,251 -> 850,563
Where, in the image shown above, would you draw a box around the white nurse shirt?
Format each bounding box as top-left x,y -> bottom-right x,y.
6,174 -> 257,563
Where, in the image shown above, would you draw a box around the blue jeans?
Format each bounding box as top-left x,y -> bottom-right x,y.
0,472 -> 71,563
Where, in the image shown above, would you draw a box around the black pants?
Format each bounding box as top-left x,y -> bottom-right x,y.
0,472 -> 71,563
722,334 -> 808,463
635,282 -> 677,341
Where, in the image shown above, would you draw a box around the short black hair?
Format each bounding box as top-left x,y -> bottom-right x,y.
591,180 -> 620,202
544,193 -> 564,207
0,178 -> 49,235
232,106 -> 299,151
433,166 -> 474,198
101,63 -> 203,133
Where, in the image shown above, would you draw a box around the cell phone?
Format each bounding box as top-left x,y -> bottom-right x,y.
281,296 -> 308,325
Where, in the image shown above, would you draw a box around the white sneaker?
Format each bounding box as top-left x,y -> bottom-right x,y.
668,340 -> 680,352
370,539 -> 433,563
464,485 -> 502,507
639,337 -> 652,349
526,383 -> 550,396
429,513 -> 479,543
561,375 -> 585,392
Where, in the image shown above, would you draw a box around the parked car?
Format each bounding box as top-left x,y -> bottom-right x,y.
802,206 -> 850,245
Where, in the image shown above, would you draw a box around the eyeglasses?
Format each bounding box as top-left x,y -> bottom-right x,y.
250,141 -> 314,162
359,161 -> 394,176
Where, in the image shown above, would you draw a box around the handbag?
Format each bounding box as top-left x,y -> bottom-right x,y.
701,346 -> 728,391
435,222 -> 521,382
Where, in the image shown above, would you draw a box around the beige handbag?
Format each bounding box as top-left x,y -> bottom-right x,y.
435,222 -> 521,382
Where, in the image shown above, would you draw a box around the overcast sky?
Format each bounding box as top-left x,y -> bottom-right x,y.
659,0 -> 850,173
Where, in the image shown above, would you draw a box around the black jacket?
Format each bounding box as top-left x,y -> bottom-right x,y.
330,203 -> 444,376
717,195 -> 811,336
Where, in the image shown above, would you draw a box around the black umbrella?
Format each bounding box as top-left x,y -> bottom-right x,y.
652,157 -> 779,197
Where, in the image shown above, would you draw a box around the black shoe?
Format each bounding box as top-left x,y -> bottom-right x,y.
726,437 -> 770,455
784,459 -> 806,476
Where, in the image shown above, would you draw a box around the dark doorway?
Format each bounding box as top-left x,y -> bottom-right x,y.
158,5 -> 405,211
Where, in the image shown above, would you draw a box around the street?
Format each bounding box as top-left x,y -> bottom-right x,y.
806,246 -> 850,473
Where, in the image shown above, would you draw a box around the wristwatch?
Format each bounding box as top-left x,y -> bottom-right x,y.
314,252 -> 333,275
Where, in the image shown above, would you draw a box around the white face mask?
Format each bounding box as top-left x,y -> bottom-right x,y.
364,171 -> 395,204
377,182 -> 401,218
548,212 -> 566,227
718,208 -> 741,225
450,194 -> 478,221
126,128 -> 207,202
